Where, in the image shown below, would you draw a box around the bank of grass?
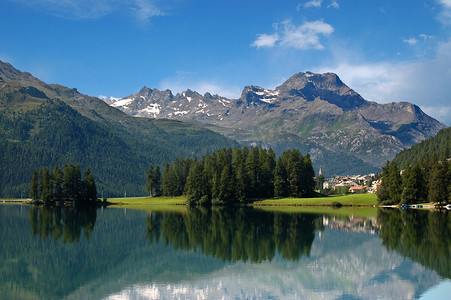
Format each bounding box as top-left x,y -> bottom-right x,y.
252,193 -> 378,207
105,193 -> 377,207
107,196 -> 187,206
0,198 -> 30,204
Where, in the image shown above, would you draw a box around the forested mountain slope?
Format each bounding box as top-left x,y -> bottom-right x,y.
393,127 -> 451,168
0,61 -> 237,197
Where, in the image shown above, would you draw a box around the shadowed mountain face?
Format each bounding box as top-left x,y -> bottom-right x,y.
106,72 -> 446,173
0,61 -> 238,197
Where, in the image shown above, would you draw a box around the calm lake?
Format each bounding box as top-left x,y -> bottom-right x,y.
1,205 -> 450,300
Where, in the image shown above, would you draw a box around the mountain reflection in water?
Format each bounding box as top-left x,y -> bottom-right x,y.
0,205 -> 449,299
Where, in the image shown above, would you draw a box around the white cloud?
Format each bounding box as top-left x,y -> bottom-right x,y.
252,20 -> 334,50
9,0 -> 168,21
328,1 -> 339,9
304,0 -> 322,9
403,34 -> 433,46
403,37 -> 418,45
419,34 -> 433,41
437,0 -> 451,23
438,0 -> 451,8
251,33 -> 279,49
317,39 -> 451,125
131,0 -> 164,22
298,1 -> 338,10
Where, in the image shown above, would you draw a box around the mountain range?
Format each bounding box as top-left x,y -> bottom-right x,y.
104,71 -> 446,172
0,61 -> 237,197
0,60 -> 447,197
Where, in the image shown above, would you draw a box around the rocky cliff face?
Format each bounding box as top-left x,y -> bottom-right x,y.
105,72 -> 446,171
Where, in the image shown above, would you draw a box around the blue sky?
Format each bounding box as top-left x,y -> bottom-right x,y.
1,0 -> 450,125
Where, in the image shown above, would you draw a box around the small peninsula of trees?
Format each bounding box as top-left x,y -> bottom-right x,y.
29,164 -> 97,205
377,156 -> 450,205
146,146 -> 316,206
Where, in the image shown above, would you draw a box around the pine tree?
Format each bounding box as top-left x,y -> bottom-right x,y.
186,161 -> 206,205
84,168 -> 97,202
387,161 -> 402,204
232,148 -> 248,201
377,161 -> 390,203
153,165 -> 162,196
53,166 -> 64,200
401,163 -> 426,204
428,159 -> 449,204
29,169 -> 39,200
218,165 -> 236,204
401,165 -> 415,204
161,163 -> 172,196
302,154 -> 315,197
287,150 -> 303,197
146,164 -> 155,196
274,157 -> 288,198
259,148 -> 275,198
245,147 -> 260,198
40,167 -> 53,203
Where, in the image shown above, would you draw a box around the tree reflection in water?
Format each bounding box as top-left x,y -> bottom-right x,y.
146,208 -> 318,262
29,206 -> 97,243
377,208 -> 451,279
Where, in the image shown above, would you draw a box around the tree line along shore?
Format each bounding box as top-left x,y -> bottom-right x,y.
15,146 -> 450,208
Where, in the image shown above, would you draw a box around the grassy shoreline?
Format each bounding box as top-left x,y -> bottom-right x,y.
3,194 -> 442,209
106,193 -> 378,207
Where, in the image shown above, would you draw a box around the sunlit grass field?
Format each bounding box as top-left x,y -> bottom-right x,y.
106,193 -> 378,207
107,196 -> 187,205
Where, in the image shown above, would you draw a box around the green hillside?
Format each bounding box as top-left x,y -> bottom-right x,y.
0,61 -> 238,197
393,127 -> 450,168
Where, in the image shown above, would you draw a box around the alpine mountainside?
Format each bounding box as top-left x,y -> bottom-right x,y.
392,127 -> 451,168
0,61 -> 238,197
106,72 -> 446,174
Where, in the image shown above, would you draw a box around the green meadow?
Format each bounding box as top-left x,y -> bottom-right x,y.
106,193 -> 378,207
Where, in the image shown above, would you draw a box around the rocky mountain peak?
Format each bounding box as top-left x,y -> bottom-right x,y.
240,85 -> 280,104
274,71 -> 366,109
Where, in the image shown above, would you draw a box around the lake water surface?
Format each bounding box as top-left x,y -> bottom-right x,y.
0,205 -> 450,299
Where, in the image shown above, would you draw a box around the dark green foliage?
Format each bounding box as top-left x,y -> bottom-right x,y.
387,161 -> 402,204
377,161 -> 402,205
29,164 -> 98,205
161,159 -> 188,197
393,127 -> 451,169
378,157 -> 450,205
428,159 -> 450,205
272,149 -> 316,198
163,146 -> 316,206
84,168 -> 97,202
0,93 -> 238,198
378,127 -> 451,204
401,164 -> 426,204
29,170 -> 38,200
146,164 -> 162,197
186,161 -> 207,206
